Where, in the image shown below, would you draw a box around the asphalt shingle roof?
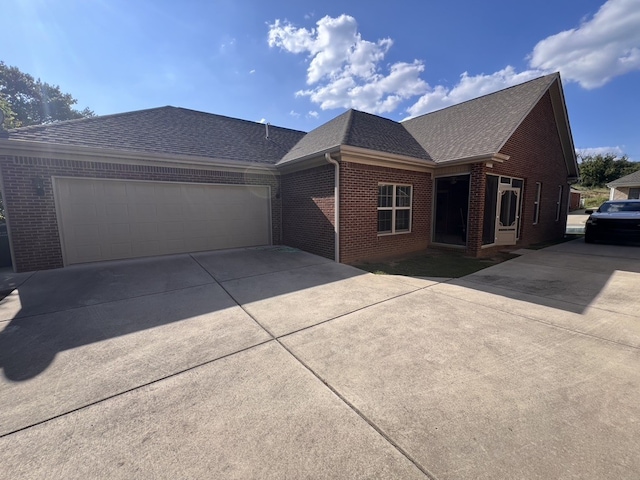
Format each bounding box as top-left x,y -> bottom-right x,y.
6,73 -> 566,169
607,169 -> 640,187
402,73 -> 559,162
279,110 -> 432,165
8,106 -> 306,165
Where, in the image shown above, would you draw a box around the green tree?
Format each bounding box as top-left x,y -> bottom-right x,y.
578,153 -> 640,187
0,61 -> 94,128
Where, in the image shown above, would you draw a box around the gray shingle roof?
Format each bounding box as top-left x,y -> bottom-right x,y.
607,169 -> 640,187
279,109 -> 432,164
5,73 -> 569,170
8,106 -> 306,164
402,73 -> 559,163
345,110 -> 432,161
279,110 -> 352,163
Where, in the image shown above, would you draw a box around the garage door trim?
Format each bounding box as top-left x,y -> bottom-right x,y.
52,176 -> 273,266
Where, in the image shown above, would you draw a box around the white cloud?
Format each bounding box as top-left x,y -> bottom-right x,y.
307,110 -> 319,118
289,110 -> 300,117
268,15 -> 427,114
576,146 -> 626,158
270,3 -> 640,119
405,67 -> 543,118
529,0 -> 640,89
249,69 -> 256,74
258,118 -> 266,124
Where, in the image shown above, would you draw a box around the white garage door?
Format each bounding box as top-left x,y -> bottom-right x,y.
54,178 -> 271,265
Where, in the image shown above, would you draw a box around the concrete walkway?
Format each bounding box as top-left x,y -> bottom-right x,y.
1,242 -> 639,479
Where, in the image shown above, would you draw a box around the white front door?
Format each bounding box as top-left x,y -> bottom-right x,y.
495,185 -> 520,245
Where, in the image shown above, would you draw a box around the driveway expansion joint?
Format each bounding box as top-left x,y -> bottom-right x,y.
201,259 -> 440,479
0,338 -> 276,439
432,288 -> 640,352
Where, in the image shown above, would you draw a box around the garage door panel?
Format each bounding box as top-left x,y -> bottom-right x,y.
105,204 -> 130,221
162,203 -> 183,221
131,240 -> 160,257
55,178 -> 271,265
71,224 -> 101,245
130,204 -> 158,222
103,182 -> 127,201
108,243 -> 133,259
103,223 -> 132,243
74,244 -> 103,264
130,183 -> 157,203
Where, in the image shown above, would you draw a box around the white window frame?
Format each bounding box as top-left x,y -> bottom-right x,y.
555,185 -> 564,222
533,182 -> 542,225
377,183 -> 412,235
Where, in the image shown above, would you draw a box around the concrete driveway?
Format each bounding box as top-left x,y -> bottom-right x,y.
1,242 -> 639,479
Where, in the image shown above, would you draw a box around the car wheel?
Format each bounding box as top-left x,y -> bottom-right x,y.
585,230 -> 595,243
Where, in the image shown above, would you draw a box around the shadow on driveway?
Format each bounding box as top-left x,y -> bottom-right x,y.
0,247 -> 360,382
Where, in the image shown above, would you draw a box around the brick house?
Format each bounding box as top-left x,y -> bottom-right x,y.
607,170 -> 640,200
0,73 -> 578,272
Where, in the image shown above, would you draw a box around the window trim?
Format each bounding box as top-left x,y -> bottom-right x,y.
377,183 -> 413,235
533,182 -> 542,225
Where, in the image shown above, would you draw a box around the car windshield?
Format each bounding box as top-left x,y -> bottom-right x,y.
599,202 -> 640,213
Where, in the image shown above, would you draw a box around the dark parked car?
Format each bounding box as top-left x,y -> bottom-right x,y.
584,200 -> 640,244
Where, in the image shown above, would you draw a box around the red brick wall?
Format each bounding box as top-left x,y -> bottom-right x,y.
339,161 -> 432,264
490,91 -> 571,248
281,164 -> 336,260
0,155 -> 281,272
466,163 -> 487,256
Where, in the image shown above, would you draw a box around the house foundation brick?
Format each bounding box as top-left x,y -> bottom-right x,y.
0,155 -> 281,272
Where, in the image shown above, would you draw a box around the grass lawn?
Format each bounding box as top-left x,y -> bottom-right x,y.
572,186 -> 609,209
355,250 -> 518,278
355,235 -> 581,278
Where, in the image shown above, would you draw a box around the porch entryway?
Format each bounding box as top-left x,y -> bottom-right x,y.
482,175 -> 523,246
434,175 -> 470,246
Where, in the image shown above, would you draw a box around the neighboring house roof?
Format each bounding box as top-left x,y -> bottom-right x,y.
7,106 -> 306,165
607,169 -> 640,188
279,109 -> 432,165
402,74 -> 558,163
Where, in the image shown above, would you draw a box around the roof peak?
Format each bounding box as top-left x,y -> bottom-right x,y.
406,72 -> 558,122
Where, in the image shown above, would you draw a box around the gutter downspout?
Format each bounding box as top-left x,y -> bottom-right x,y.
325,153 -> 340,262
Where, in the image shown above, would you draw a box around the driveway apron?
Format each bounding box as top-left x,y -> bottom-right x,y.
1,242 -> 640,479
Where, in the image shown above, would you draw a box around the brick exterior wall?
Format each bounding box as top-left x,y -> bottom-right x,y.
0,155 -> 281,272
466,163 -> 487,256
281,164 -> 336,260
470,91 -> 571,256
339,161 -> 432,264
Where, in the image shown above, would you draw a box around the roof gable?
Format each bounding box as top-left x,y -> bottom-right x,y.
8,106 -> 306,165
278,109 -> 432,165
402,74 -> 558,163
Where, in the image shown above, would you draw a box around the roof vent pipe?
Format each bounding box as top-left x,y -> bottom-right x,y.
265,122 -> 270,139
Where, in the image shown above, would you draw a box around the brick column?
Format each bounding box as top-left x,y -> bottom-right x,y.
467,163 -> 486,257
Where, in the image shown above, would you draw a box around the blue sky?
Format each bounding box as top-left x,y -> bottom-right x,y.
3,0 -> 640,159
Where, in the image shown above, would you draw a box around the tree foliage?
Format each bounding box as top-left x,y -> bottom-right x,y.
578,153 -> 640,188
0,61 -> 94,128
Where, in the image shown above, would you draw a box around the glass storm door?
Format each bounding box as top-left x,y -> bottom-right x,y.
495,186 -> 520,245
